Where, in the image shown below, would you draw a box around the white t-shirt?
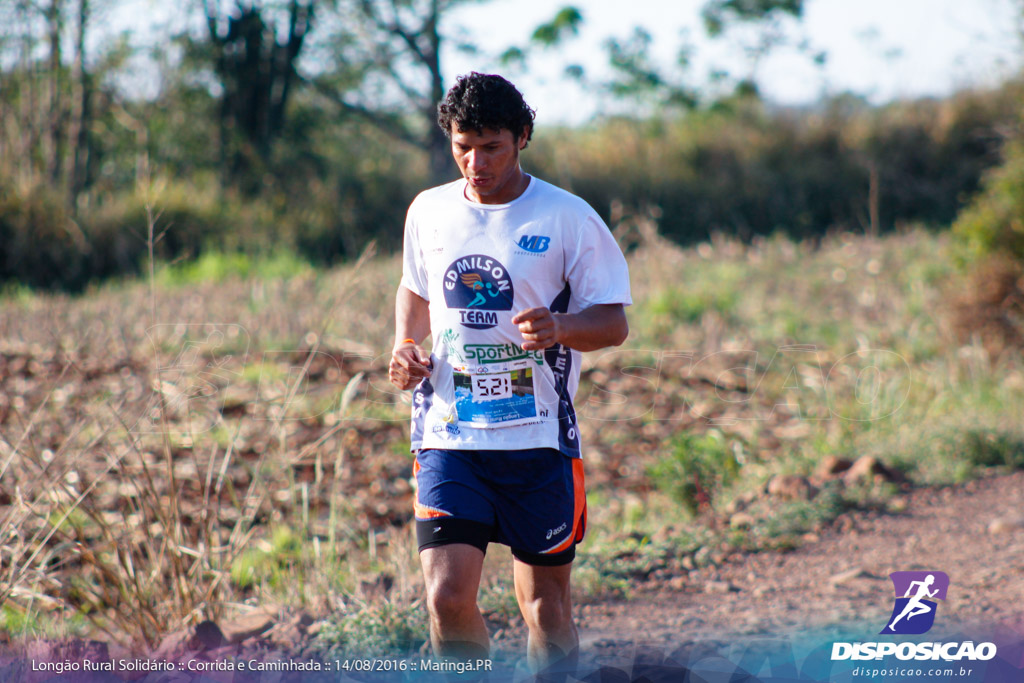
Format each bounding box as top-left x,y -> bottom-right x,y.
400,175 -> 632,457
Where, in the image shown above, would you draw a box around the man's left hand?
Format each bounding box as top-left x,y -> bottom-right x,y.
512,307 -> 562,350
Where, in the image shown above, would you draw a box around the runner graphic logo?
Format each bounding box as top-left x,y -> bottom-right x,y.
443,255 -> 515,330
880,571 -> 949,635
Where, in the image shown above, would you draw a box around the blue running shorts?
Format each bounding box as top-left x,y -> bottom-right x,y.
413,447 -> 586,566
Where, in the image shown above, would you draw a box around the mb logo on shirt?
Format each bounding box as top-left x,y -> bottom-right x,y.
516,235 -> 550,253
443,254 -> 515,330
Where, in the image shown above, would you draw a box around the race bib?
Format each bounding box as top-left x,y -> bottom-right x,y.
453,361 -> 537,427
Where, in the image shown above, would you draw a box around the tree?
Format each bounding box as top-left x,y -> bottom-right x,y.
194,0 -> 315,188
592,0 -> 811,112
0,0 -> 97,201
308,2 -> 584,184
307,0 -> 458,183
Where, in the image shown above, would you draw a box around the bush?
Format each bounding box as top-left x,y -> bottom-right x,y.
949,119 -> 1024,357
648,430 -> 740,515
953,139 -> 1024,263
529,81 -> 1022,246
0,186 -> 83,291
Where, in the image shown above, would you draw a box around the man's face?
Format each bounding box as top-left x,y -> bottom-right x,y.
451,125 -> 528,204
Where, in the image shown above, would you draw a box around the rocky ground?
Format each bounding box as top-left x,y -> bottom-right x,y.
572,469 -> 1024,643
8,469 -> 1021,681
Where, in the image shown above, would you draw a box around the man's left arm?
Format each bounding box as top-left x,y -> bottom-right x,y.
513,304 -> 628,352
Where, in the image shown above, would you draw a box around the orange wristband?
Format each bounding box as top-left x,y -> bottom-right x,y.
399,338 -> 416,345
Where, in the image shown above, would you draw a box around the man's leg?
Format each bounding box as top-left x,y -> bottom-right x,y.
421,543 -> 489,659
512,559 -> 578,672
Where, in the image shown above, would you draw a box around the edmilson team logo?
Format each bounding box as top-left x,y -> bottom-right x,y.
443,254 -> 515,330
880,571 -> 950,635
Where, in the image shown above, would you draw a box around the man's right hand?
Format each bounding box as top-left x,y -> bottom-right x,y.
389,342 -> 432,390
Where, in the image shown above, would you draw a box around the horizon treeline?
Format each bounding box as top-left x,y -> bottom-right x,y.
1,0 -> 1022,292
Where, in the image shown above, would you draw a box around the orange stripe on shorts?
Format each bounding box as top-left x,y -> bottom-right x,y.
543,458 -> 586,554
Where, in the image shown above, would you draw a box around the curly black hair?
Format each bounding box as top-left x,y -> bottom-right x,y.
437,72 -> 536,146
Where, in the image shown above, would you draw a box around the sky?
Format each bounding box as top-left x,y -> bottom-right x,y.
106,0 -> 1023,126
443,0 -> 1023,123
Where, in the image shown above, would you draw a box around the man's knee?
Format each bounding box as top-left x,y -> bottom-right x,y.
426,576 -> 478,620
519,594 -> 571,633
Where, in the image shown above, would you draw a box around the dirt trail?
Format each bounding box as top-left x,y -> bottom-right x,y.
569,470 -> 1024,655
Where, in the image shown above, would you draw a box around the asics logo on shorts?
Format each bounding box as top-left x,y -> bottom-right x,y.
546,522 -> 567,540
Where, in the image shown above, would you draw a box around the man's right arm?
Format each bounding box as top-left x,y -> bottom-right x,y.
389,286 -> 432,390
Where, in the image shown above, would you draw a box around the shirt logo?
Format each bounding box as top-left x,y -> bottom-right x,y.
881,571 -> 949,635
545,522 -> 567,540
516,235 -> 550,253
443,254 -> 514,330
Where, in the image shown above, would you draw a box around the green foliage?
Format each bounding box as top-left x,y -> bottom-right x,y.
881,418 -> 1024,486
647,272 -> 740,325
316,603 -> 428,657
960,428 -> 1024,469
0,603 -> 88,640
0,604 -> 38,637
230,526 -> 302,590
0,186 -> 79,290
604,28 -> 698,108
648,431 -> 740,515
702,0 -> 804,37
756,486 -> 845,541
529,82 -> 1023,247
531,7 -> 584,46
953,138 -> 1024,264
478,582 -> 521,624
155,249 -> 312,287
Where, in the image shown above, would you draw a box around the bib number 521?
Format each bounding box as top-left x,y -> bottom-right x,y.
472,374 -> 511,401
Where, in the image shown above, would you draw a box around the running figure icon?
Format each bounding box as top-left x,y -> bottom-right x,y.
888,574 -> 939,631
460,273 -> 499,307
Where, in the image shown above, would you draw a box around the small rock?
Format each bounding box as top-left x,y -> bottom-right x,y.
154,630 -> 190,659
704,581 -> 736,594
730,512 -> 756,529
651,525 -> 675,544
724,496 -> 751,514
814,455 -> 853,481
988,517 -> 1024,534
268,611 -> 315,648
829,567 -> 868,586
681,555 -> 695,570
669,576 -> 688,591
358,573 -> 395,601
190,621 -> 226,650
767,474 -> 817,501
222,611 -> 275,644
152,620 -> 227,659
694,547 -> 712,567
888,496 -> 908,513
842,456 -> 904,485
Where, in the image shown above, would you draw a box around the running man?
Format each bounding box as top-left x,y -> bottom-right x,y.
388,72 -> 631,672
889,574 -> 939,631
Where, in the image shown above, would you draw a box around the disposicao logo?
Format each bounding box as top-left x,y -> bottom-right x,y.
831,570 -> 998,663
881,571 -> 948,635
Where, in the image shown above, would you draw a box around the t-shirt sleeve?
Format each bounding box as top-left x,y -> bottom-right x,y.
564,212 -> 633,308
399,203 -> 429,300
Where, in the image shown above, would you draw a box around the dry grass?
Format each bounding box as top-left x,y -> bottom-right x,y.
2,223 -> 1022,652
